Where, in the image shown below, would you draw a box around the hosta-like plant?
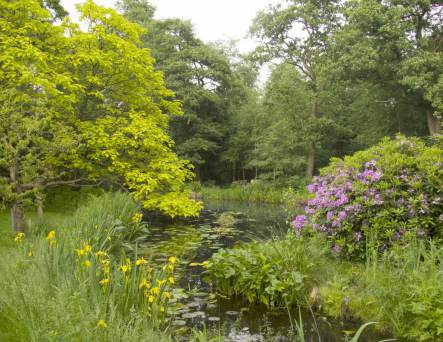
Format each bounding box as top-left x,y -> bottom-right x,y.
292,136 -> 443,258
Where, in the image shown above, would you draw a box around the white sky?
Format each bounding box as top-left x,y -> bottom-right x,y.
60,0 -> 280,53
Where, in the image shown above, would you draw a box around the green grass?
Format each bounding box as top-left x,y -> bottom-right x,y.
208,233 -> 443,341
197,184 -> 307,203
0,193 -> 175,342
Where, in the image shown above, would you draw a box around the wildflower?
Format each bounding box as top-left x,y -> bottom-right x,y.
139,279 -> 150,289
132,213 -> 143,223
14,232 -> 25,243
291,215 -> 307,230
160,306 -> 165,313
168,256 -> 176,264
46,230 -> 56,245
168,276 -> 175,285
135,257 -> 148,266
97,319 -> 107,329
84,260 -> 91,268
120,265 -> 130,274
95,251 -> 108,259
148,295 -> 155,303
83,244 -> 92,253
27,250 -> 33,257
168,264 -> 174,272
75,248 -> 86,257
163,291 -> 171,300
151,287 -> 160,295
99,278 -> 110,286
354,232 -> 362,241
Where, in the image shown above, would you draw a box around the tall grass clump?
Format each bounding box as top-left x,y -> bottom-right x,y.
319,241 -> 443,341
0,192 -> 176,342
200,183 -> 286,203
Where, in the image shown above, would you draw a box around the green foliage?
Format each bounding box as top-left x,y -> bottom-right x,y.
0,0 -> 201,231
319,241 -> 443,341
0,193 -> 176,341
300,135 -> 443,258
200,183 -> 286,204
206,234 -> 329,307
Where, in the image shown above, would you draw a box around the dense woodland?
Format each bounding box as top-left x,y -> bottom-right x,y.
120,0 -> 441,184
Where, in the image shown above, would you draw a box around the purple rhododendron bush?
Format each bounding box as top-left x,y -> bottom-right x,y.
293,135 -> 443,258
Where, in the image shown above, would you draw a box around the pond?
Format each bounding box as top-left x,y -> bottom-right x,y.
140,200 -> 388,342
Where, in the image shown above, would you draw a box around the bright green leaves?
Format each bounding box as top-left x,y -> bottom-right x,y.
0,0 -> 201,220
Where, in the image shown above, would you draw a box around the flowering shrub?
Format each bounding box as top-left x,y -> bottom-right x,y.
292,136 -> 443,258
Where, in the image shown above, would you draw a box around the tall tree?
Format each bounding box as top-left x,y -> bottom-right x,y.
0,0 -> 201,232
119,0 -> 242,182
251,0 -> 342,178
333,0 -> 442,135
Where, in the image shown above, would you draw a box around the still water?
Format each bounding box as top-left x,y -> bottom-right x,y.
140,200 -> 390,342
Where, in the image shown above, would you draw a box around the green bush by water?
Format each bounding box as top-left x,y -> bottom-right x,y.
206,233 -> 330,307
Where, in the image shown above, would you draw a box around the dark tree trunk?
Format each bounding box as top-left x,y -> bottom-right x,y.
36,193 -> 44,221
9,163 -> 27,232
427,110 -> 441,136
11,202 -> 26,233
306,143 -> 315,179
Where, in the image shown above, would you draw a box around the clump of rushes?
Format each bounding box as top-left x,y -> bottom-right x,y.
291,136 -> 443,258
0,193 -> 175,341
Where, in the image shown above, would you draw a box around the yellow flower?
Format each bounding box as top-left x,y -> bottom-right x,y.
131,213 -> 143,223
168,264 -> 174,272
120,265 -> 129,273
83,243 -> 92,252
75,248 -> 86,257
139,279 -> 151,289
27,251 -> 33,257
97,319 -> 107,329
95,251 -> 108,259
157,279 -> 166,287
135,258 -> 148,266
168,276 -> 175,285
150,287 -> 160,295
14,232 -> 25,243
84,260 -> 91,268
99,278 -> 110,286
148,295 -> 155,303
164,291 -> 171,300
160,306 -> 165,313
168,256 -> 177,264
46,230 -> 56,245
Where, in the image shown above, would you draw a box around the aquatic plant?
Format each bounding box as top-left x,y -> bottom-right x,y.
205,233 -> 329,307
292,136 -> 443,258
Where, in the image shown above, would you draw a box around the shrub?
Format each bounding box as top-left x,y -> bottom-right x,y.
205,234 -> 329,307
292,136 -> 443,258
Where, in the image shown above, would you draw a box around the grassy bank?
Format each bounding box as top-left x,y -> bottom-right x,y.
206,234 -> 443,341
199,183 -> 309,205
0,193 -> 176,342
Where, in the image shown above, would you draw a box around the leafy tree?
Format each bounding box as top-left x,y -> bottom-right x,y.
251,0 -> 342,178
0,0 -> 76,231
332,0 -> 442,135
0,0 -> 201,232
119,0 -> 244,182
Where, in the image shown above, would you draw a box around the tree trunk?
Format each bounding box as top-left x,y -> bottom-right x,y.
306,143 -> 315,179
11,201 -> 26,233
306,97 -> 318,179
9,163 -> 27,232
36,193 -> 44,221
427,110 -> 441,136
